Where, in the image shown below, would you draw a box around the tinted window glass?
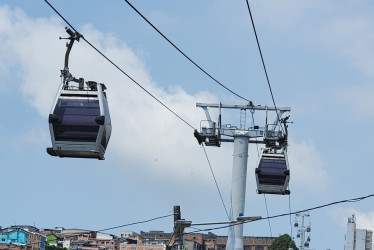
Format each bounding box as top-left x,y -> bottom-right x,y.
52,98 -> 100,142
258,157 -> 287,185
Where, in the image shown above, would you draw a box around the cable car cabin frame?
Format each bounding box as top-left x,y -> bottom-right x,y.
47,81 -> 111,160
255,148 -> 290,195
46,27 -> 111,160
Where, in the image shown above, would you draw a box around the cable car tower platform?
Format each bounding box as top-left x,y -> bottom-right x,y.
194,102 -> 291,250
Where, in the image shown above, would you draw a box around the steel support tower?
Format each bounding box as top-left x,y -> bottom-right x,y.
195,103 -> 291,250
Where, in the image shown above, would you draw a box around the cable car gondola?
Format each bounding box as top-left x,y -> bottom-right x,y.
46,28 -> 111,160
255,148 -> 290,195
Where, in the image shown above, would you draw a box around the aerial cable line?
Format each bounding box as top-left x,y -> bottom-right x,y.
24,214 -> 173,245
123,0 -> 251,103
202,144 -> 230,220
43,0 -> 229,222
251,111 -> 272,237
245,0 -> 285,133
251,111 -> 272,236
184,193 -> 374,234
288,194 -> 293,246
97,214 -> 173,232
44,0 -> 195,131
245,1 -> 293,240
263,194 -> 273,237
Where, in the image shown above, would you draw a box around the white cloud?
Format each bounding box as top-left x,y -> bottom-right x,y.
329,207 -> 374,232
319,16 -> 374,76
287,139 -> 329,194
0,6 -> 329,195
0,6 -> 234,188
333,82 -> 374,118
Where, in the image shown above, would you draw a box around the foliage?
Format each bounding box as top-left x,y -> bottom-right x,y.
269,234 -> 299,250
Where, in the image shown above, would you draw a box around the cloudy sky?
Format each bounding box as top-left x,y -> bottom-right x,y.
1,0 -> 374,249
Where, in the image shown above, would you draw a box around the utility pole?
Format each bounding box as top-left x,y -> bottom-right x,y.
194,102 -> 291,250
173,205 -> 191,250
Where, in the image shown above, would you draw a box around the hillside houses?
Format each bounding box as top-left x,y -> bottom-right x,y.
1,225 -> 275,250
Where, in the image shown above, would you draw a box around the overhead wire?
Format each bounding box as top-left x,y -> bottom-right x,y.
43,0 -> 229,225
263,194 -> 273,237
288,194 -> 293,248
184,193 -> 374,234
44,0 -> 195,131
245,0 -> 286,134
122,0 -> 251,103
97,214 -> 173,232
288,190 -> 293,238
250,109 -> 272,237
202,144 -> 230,220
17,214 -> 173,246
245,0 -> 293,239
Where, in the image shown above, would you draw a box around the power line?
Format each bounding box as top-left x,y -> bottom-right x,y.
81,37 -> 196,130
245,0 -> 285,134
288,194 -> 293,248
122,0 -> 251,103
250,110 -> 273,237
97,214 -> 173,232
43,1 -> 234,226
43,0 -> 196,131
17,214 -> 173,246
202,144 -> 230,220
263,194 -> 273,237
184,193 -> 374,234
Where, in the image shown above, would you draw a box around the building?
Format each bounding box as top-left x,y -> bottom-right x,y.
0,226 -> 46,250
344,214 -> 373,250
178,232 -> 275,250
0,228 -> 30,246
39,228 -> 120,250
119,231 -> 169,250
58,229 -> 119,250
29,232 -> 46,250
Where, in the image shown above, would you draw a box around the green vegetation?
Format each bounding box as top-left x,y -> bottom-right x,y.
45,245 -> 67,250
269,234 -> 299,250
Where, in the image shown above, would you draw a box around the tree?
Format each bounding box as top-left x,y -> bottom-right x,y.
269,234 -> 299,250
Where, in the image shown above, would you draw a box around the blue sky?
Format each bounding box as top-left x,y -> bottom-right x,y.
1,0 -> 374,249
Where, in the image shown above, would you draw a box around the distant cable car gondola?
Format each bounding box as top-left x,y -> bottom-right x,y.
255,148 -> 290,195
46,28 -> 111,160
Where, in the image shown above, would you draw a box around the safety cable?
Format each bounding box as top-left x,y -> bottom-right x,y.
251,111 -> 272,237
202,144 -> 230,220
288,191 -> 293,237
183,192 -> 374,234
263,194 -> 273,237
16,213 -> 172,246
44,0 -> 195,131
288,194 -> 293,248
97,214 -> 173,232
82,37 -> 195,130
43,0 -> 230,227
245,0 -> 285,134
123,0 -> 251,103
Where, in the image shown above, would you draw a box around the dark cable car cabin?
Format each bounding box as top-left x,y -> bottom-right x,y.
47,81 -> 111,160
255,148 -> 290,195
46,28 -> 111,160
